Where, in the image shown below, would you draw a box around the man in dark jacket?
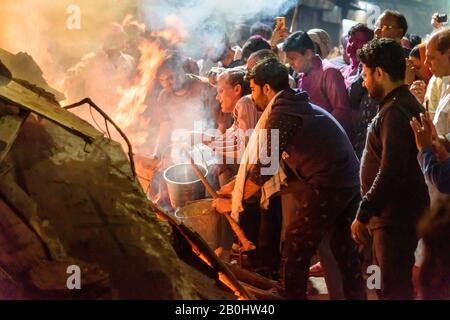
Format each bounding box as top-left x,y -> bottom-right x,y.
213,58 -> 366,299
351,39 -> 430,300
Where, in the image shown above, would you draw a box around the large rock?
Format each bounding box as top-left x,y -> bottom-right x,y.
0,110 -> 235,299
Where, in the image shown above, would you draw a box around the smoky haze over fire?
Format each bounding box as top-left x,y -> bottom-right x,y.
0,0 -> 138,91
0,0 -> 296,166
139,0 -> 296,57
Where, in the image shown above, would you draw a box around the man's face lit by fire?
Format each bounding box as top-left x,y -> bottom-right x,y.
361,64 -> 385,101
250,79 -> 270,111
285,50 -> 313,74
425,37 -> 450,78
374,13 -> 403,41
159,69 -> 176,91
216,75 -> 242,113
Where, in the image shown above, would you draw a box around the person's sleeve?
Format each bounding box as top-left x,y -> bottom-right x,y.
247,112 -> 301,186
323,69 -> 353,136
356,108 -> 414,223
418,148 -> 450,194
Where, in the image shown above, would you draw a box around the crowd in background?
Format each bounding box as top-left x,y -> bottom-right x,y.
62,9 -> 450,300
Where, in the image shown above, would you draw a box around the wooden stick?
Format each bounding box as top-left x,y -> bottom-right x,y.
147,201 -> 254,300
239,282 -> 284,300
188,158 -> 256,252
189,158 -> 219,198
225,262 -> 283,293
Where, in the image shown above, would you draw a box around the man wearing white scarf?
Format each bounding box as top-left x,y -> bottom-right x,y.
213,58 -> 366,300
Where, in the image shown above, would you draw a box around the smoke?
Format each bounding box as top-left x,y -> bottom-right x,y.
139,0 -> 296,29
0,0 -> 297,162
0,0 -> 138,90
0,0 -> 296,95
138,0 -> 297,59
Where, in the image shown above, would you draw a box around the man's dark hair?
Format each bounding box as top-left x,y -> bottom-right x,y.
245,58 -> 289,92
348,23 -> 374,41
250,22 -> 273,40
248,49 -> 279,63
219,68 -> 251,96
158,52 -> 182,75
241,36 -> 271,61
357,38 -> 406,82
406,33 -> 422,48
409,45 -> 420,59
282,30 -> 316,54
384,9 -> 408,37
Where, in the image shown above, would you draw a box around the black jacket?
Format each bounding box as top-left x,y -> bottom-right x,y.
357,85 -> 429,229
249,88 -> 360,189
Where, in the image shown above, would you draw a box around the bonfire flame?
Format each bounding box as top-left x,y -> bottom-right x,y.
112,25 -> 188,190
112,21 -> 188,151
112,39 -> 166,149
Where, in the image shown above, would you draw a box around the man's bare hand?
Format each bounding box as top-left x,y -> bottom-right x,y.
429,114 -> 450,161
270,27 -> 290,48
243,179 -> 262,200
410,113 -> 434,152
411,112 -> 450,160
410,80 -> 426,104
212,197 -> 232,214
217,179 -> 236,198
351,219 -> 368,245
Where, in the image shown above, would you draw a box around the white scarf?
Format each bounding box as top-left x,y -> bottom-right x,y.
231,90 -> 287,220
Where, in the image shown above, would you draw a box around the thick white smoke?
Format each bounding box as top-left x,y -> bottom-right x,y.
139,0 -> 297,58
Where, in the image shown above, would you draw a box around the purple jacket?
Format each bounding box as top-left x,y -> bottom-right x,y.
297,55 -> 354,140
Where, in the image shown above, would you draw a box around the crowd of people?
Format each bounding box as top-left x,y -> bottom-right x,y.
63,9 -> 450,300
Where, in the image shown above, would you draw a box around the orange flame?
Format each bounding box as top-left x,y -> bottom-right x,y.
112,39 -> 166,138
112,20 -> 189,150
112,26 -> 187,189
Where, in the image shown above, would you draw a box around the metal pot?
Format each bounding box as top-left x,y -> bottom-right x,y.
163,163 -> 208,208
175,199 -> 220,249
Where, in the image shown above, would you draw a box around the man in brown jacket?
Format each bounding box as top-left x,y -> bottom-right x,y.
351,39 -> 429,300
